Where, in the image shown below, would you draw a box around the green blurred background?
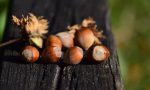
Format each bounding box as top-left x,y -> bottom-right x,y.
0,0 -> 150,90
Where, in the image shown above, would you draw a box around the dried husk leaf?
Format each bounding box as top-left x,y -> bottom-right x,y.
82,17 -> 96,28
12,16 -> 21,26
25,13 -> 48,35
12,13 -> 48,48
67,24 -> 81,34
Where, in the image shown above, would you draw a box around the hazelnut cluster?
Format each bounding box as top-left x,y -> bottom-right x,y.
12,13 -> 110,64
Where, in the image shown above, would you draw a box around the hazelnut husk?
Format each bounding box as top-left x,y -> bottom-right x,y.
74,28 -> 95,50
63,46 -> 83,64
42,46 -> 62,63
21,45 -> 39,63
45,35 -> 62,49
87,44 -> 110,62
12,13 -> 49,48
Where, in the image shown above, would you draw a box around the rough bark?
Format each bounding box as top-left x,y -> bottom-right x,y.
0,0 -> 123,90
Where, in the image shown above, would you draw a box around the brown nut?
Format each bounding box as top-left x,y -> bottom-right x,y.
45,35 -> 62,49
42,46 -> 62,63
74,28 -> 95,50
56,32 -> 74,48
88,44 -> 110,62
63,46 -> 83,64
21,45 -> 39,63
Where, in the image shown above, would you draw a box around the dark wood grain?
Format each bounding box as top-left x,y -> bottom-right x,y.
0,0 -> 123,90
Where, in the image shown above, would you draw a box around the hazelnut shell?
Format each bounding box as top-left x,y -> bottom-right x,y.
87,44 -> 110,62
63,46 -> 83,64
74,28 -> 95,50
46,35 -> 62,49
42,46 -> 62,63
21,45 -> 39,63
56,32 -> 74,48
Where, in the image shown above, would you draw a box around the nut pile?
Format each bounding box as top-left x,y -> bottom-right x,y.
12,13 -> 110,64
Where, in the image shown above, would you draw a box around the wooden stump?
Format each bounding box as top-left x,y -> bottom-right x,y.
0,0 -> 123,90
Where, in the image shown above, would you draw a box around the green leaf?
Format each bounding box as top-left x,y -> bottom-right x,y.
30,37 -> 43,48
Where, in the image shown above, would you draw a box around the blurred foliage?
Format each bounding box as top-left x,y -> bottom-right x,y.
0,0 -> 9,41
109,0 -> 150,90
0,0 -> 150,90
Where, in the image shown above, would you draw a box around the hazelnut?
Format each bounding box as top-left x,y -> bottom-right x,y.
21,45 -> 39,63
45,35 -> 62,49
74,28 -> 95,50
88,44 -> 110,62
63,46 -> 83,64
42,46 -> 62,63
56,32 -> 74,48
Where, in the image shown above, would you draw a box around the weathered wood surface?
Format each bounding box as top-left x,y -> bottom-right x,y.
0,0 -> 123,90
